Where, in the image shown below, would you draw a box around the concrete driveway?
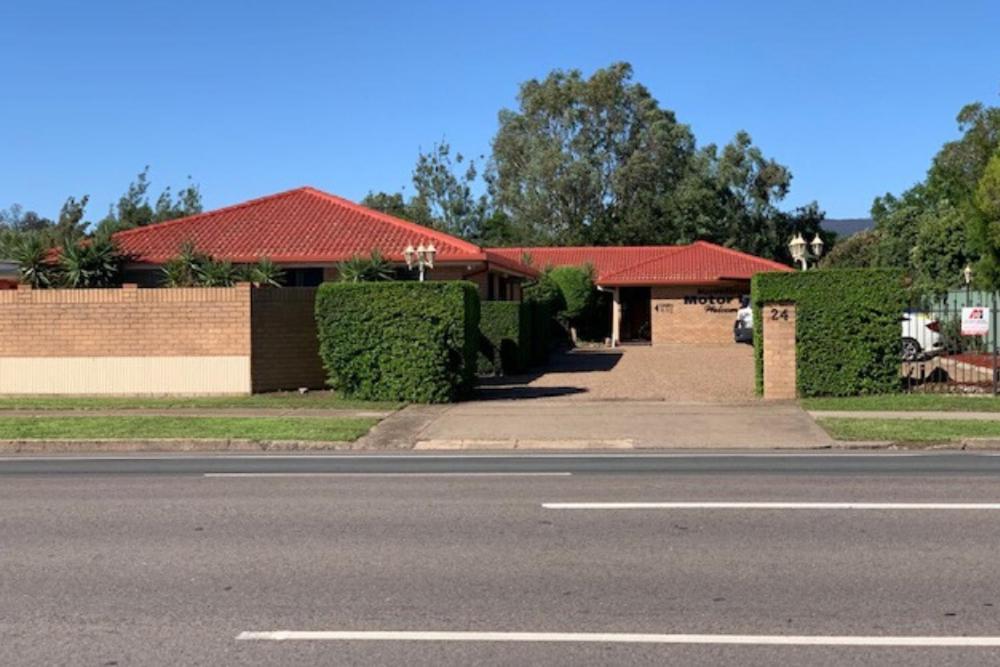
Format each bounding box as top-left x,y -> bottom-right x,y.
416,400 -> 832,449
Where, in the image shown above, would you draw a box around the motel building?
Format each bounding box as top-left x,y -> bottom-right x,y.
113,186 -> 791,347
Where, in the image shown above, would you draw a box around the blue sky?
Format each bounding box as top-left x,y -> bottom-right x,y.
2,0 -> 998,222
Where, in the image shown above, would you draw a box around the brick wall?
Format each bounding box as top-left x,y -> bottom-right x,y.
762,302 -> 797,399
0,284 -> 251,357
650,285 -> 746,344
0,285 -> 253,394
250,288 -> 327,392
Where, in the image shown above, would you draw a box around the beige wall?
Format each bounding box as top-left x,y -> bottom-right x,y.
649,284 -> 747,344
250,288 -> 326,392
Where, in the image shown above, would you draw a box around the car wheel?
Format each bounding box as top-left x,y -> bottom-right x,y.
901,337 -> 922,361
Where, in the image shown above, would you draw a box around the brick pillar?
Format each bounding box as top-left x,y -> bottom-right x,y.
763,302 -> 797,400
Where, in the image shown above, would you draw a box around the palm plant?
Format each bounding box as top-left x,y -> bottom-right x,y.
59,236 -> 122,288
240,257 -> 285,287
337,249 -> 394,282
10,234 -> 56,288
161,241 -> 210,287
199,259 -> 238,287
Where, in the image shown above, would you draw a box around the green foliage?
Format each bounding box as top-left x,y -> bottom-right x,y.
819,230 -> 880,269
241,258 -> 285,287
336,249 -> 395,283
548,265 -> 595,324
9,233 -> 56,287
94,167 -> 202,236
161,242 -> 280,288
855,101 -> 1000,294
752,269 -> 907,397
364,62 -> 820,257
478,301 -> 531,376
58,235 -> 123,288
315,281 -> 480,403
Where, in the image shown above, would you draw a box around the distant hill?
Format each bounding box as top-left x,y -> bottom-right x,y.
821,218 -> 873,238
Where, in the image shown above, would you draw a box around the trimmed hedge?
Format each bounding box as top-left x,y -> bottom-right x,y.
478,301 -> 531,376
315,281 -> 480,403
752,269 -> 906,397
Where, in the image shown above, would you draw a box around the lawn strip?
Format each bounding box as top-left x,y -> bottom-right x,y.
803,394 -> 1000,413
0,416 -> 378,442
817,417 -> 1000,443
0,392 -> 401,412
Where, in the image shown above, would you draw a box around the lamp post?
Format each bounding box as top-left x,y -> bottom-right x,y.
788,233 -> 824,270
964,264 -> 973,304
403,243 -> 436,282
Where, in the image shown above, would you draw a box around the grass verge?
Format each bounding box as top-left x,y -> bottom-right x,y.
0,416 -> 378,442
803,394 -> 1000,413
817,417 -> 1000,443
0,392 -> 401,412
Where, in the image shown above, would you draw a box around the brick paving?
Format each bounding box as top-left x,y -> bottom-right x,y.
478,344 -> 756,403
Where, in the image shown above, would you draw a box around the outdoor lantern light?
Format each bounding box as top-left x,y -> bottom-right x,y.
810,234 -> 825,259
788,234 -> 807,269
403,243 -> 435,281
964,264 -> 974,286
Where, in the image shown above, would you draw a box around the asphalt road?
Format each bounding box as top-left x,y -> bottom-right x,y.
3,452 -> 1000,666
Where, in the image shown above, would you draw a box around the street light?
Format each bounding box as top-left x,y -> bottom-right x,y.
403,243 -> 437,282
788,233 -> 824,270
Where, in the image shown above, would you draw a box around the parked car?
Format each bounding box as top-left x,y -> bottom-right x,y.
733,296 -> 753,344
901,311 -> 942,361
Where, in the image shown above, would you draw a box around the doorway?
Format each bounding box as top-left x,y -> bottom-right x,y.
619,287 -> 651,343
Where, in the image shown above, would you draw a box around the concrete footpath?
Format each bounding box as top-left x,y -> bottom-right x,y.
415,400 -> 834,449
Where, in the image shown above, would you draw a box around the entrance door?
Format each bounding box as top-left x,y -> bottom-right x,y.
620,287 -> 651,342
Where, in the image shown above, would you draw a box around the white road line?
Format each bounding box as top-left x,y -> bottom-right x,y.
205,472 -> 572,478
235,630 -> 1000,646
543,502 -> 1000,510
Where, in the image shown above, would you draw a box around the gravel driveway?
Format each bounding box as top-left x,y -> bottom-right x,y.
477,344 -> 757,403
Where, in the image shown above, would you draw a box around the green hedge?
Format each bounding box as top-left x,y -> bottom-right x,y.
315,281 -> 480,403
752,269 -> 906,397
478,301 -> 531,376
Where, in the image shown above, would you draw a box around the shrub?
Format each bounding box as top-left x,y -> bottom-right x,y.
479,301 -> 531,376
752,268 -> 907,397
548,265 -> 595,325
315,281 -> 480,402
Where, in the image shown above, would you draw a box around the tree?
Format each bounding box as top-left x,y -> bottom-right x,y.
488,63 -> 698,245
411,142 -> 487,239
95,167 -> 203,236
911,201 -> 973,295
361,191 -> 433,227
970,153 -> 1000,287
819,230 -> 880,269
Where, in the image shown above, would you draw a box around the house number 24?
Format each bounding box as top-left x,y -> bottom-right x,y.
769,308 -> 790,321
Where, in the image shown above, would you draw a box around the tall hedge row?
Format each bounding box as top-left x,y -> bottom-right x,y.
478,301 -> 531,376
315,281 -> 480,403
752,269 -> 906,397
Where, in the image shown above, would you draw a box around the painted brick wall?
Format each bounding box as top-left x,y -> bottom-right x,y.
250,288 -> 327,392
0,284 -> 251,357
650,285 -> 746,344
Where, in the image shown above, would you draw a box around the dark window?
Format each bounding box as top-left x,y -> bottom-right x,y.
283,268 -> 324,287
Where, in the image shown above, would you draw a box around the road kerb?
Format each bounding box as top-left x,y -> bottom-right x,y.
414,438 -> 635,450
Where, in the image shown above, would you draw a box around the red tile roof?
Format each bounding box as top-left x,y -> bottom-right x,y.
112,186 -> 789,285
113,187 -> 536,276
487,242 -> 791,285
487,246 -> 684,280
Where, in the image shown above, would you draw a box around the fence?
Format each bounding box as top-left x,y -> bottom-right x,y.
902,291 -> 999,394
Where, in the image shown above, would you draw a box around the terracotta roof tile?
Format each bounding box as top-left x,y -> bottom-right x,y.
114,187 -> 499,266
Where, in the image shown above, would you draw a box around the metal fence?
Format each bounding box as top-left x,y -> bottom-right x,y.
902,292 -> 999,394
